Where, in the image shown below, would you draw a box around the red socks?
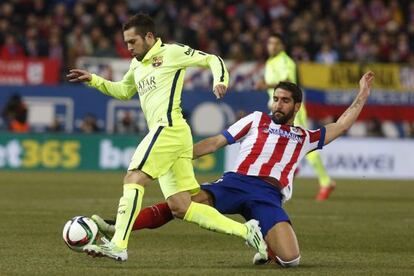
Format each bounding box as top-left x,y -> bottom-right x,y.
132,202 -> 174,230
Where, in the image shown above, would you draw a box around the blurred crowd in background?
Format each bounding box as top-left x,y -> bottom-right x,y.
1,0 -> 414,69
1,0 -> 414,137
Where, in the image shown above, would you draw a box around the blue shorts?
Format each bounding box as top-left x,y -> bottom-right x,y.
201,172 -> 290,237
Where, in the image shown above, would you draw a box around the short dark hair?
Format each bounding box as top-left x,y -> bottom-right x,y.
122,13 -> 156,38
269,33 -> 286,46
274,82 -> 303,103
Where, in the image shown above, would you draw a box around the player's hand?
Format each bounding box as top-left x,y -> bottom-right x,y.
254,79 -> 267,90
359,71 -> 375,96
213,84 -> 227,99
67,69 -> 92,83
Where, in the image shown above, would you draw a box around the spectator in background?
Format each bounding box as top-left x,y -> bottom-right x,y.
80,113 -> 99,133
405,122 -> 414,138
114,30 -> 131,58
115,111 -> 139,134
376,33 -> 392,62
126,0 -> 160,13
53,2 -> 68,27
103,13 -> 118,38
0,18 -> 10,44
23,27 -> 48,57
290,45 -> 310,62
66,25 -> 93,68
114,1 -> 129,23
73,2 -> 92,27
89,26 -> 104,51
1,0 -> 414,67
94,37 -> 117,57
48,34 -> 64,67
294,29 -> 316,59
315,42 -> 339,64
391,33 -> 410,62
0,2 -> 17,25
354,32 -> 376,62
0,33 -> 25,59
400,53 -> 414,89
1,93 -> 29,133
338,33 -> 356,61
47,118 -> 63,132
366,117 -> 385,137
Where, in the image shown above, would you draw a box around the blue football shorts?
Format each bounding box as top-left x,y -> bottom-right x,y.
201,172 -> 290,237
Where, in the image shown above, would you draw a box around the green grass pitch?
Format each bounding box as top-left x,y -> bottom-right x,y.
0,171 -> 413,275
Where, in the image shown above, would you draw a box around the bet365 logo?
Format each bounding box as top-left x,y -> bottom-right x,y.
0,139 -> 80,169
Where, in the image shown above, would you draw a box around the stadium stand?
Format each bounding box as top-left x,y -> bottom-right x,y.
0,0 -> 413,137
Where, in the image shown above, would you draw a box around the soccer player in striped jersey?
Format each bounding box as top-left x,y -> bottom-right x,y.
94,72 -> 375,267
255,33 -> 336,200
67,13 -> 267,261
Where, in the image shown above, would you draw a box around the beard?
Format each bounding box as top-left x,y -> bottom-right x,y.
272,109 -> 295,125
134,42 -> 151,61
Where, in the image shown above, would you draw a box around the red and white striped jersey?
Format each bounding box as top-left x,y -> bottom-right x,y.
221,111 -> 325,201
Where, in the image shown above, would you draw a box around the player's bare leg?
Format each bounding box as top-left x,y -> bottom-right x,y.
253,221 -> 300,268
191,189 -> 214,206
166,191 -> 192,218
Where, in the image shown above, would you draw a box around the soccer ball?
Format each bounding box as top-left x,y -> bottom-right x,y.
62,216 -> 98,252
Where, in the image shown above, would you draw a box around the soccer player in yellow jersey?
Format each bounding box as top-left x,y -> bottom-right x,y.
67,13 -> 267,262
255,33 -> 336,201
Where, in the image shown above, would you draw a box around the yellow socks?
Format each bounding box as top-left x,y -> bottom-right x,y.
183,201 -> 248,239
111,183 -> 145,249
306,151 -> 331,187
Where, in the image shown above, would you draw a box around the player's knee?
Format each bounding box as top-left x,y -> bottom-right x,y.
167,200 -> 190,219
275,255 -> 300,268
123,171 -> 138,184
167,192 -> 192,219
123,170 -> 149,185
168,203 -> 187,219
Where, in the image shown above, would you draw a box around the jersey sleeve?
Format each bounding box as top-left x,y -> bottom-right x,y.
221,112 -> 255,144
86,62 -> 136,100
169,44 -> 229,87
303,127 -> 326,153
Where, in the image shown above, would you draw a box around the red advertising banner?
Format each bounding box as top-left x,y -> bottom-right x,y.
0,59 -> 59,85
306,103 -> 414,121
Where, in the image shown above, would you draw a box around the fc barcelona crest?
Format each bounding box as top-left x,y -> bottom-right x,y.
152,56 -> 163,67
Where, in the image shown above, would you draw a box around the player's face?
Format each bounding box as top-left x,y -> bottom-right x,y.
123,28 -> 152,61
267,37 -> 284,56
271,88 -> 299,125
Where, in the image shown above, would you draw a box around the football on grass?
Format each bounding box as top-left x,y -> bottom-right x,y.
63,216 -> 98,252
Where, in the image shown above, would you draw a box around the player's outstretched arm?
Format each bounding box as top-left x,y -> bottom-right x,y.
67,67 -> 136,100
324,71 -> 375,145
193,134 -> 228,160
